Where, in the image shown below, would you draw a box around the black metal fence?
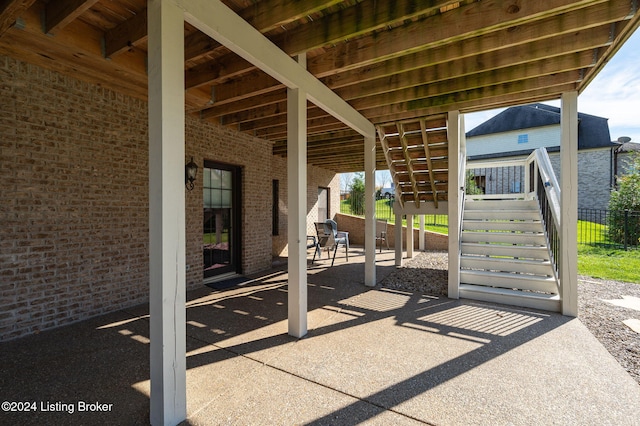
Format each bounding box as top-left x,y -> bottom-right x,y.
341,192 -> 639,250
340,192 -> 448,227
467,165 -> 526,195
578,208 -> 640,250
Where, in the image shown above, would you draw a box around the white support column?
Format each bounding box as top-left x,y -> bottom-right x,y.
395,212 -> 403,266
364,135 -> 376,286
406,214 -> 414,258
148,0 -> 186,424
287,54 -> 308,338
447,111 -> 461,299
419,215 -> 425,251
560,92 -> 579,317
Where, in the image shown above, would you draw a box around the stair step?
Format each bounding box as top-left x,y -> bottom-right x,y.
461,231 -> 547,246
459,284 -> 561,312
460,270 -> 558,293
461,243 -> 550,260
464,210 -> 541,221
465,199 -> 539,211
460,255 -> 554,276
462,220 -> 544,233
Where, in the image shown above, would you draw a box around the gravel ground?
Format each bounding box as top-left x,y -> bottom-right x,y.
379,251 -> 640,385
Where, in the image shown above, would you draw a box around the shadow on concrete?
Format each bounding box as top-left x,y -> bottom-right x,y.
4,248 -> 633,425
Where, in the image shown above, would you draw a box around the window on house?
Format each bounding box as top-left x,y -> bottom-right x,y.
517,134 -> 529,144
318,187 -> 329,222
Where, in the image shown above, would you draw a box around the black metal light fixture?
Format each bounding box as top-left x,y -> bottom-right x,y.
185,157 -> 198,191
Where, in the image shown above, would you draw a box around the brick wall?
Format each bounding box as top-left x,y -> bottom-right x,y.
271,154 -> 340,256
335,213 -> 448,250
0,55 -> 287,341
0,56 -> 150,341
185,117 -> 273,284
549,148 -> 613,211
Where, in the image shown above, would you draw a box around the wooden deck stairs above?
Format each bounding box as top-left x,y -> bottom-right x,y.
376,115 -> 450,211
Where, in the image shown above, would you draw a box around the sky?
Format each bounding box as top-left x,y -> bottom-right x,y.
465,28 -> 640,141
357,28 -> 640,188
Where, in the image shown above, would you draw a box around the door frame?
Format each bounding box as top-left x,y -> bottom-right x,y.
202,160 -> 242,278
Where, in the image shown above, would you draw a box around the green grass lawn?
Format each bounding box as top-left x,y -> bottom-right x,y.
341,202 -> 639,283
578,246 -> 639,284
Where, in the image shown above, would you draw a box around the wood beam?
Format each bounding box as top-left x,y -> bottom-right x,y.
364,129 -> 377,286
195,23 -> 610,114
184,0 -> 343,62
196,1 -> 624,118
181,0 -> 374,138
45,0 -> 100,35
0,3 -> 147,98
361,83 -> 579,125
378,126 -> 401,204
187,0 -> 613,95
0,0 -> 36,36
257,79 -> 577,141
397,122 -> 421,207
307,0 -> 626,78
560,91 -> 579,316
104,8 -> 148,58
215,49 -> 597,127
229,65 -> 583,136
307,0 -> 604,73
274,0 -> 451,56
286,54 -> 308,338
346,65 -> 586,112
336,50 -> 598,104
201,89 -> 286,121
147,0 -> 187,423
579,10 -> 640,91
420,120 -> 440,209
185,0 -> 450,86
447,110 -> 461,299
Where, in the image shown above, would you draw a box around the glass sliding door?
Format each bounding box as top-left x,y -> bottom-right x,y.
203,162 -> 241,278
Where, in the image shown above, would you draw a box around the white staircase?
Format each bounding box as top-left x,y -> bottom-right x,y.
459,198 -> 560,312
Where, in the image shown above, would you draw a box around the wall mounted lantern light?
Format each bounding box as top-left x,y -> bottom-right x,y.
185,157 -> 198,191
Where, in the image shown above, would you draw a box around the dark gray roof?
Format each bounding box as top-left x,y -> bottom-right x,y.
466,103 -> 615,150
615,141 -> 640,152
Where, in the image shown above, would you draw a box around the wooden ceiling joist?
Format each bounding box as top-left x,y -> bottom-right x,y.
421,119 -> 442,209
396,122 -> 422,208
0,0 -> 37,36
375,115 -> 451,209
0,0 -> 637,173
45,0 -> 101,35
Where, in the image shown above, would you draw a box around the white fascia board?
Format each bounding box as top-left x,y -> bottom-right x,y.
175,0 -> 375,139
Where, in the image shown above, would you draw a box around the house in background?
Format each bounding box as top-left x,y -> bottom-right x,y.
466,103 -> 617,211
614,138 -> 640,187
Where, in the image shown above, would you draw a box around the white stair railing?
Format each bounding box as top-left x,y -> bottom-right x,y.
532,148 -> 561,281
466,148 -> 562,285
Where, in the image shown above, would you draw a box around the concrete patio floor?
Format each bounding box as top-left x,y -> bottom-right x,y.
1,248 -> 639,425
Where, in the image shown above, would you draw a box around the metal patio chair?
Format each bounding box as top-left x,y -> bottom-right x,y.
312,221 -> 348,266
375,219 -> 389,252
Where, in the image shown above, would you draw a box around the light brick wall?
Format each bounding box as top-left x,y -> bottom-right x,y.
271,155 -> 340,256
0,55 -> 290,341
549,148 -> 613,211
0,56 -> 150,341
336,213 -> 448,250
185,117 -> 273,284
